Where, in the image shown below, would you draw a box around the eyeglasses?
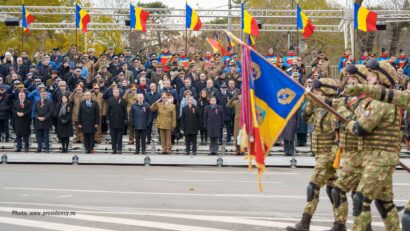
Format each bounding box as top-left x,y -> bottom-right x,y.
94,88 -> 100,90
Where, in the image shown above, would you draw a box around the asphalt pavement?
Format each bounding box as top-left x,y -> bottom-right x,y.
0,165 -> 408,231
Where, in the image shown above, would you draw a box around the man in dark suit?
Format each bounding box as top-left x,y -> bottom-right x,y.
204,96 -> 223,155
181,96 -> 199,155
78,91 -> 100,154
13,91 -> 32,152
145,83 -> 161,144
107,88 -> 127,154
217,83 -> 233,145
33,90 -> 54,153
130,93 -> 150,154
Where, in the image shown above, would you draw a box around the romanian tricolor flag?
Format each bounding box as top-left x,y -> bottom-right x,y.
130,4 -> 150,32
247,34 -> 255,48
206,38 -> 222,54
186,3 -> 202,31
354,2 -> 377,32
241,3 -> 259,37
215,32 -> 227,56
297,4 -> 316,39
75,4 -> 90,33
22,4 -> 36,33
240,43 -> 305,191
225,33 -> 235,48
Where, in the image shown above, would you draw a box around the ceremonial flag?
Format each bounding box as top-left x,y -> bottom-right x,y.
297,4 -> 316,39
186,3 -> 202,31
247,34 -> 255,47
22,4 -> 36,33
225,33 -> 235,48
75,4 -> 90,32
354,2 -> 377,32
240,44 -> 305,191
241,3 -> 259,36
130,4 -> 150,32
215,32 -> 227,56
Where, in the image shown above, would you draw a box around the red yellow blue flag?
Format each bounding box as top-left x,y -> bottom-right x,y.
130,4 -> 150,32
76,4 -> 90,33
22,4 -> 36,33
186,3 -> 202,31
296,4 -> 316,39
354,2 -> 377,32
241,3 -> 259,37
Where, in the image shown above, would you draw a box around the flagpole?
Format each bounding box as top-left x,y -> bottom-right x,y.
75,0 -> 78,46
224,30 -> 348,123
295,0 -> 300,55
21,0 -> 24,53
185,2 -> 188,54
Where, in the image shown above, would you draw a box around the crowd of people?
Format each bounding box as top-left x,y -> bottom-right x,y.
0,45 -> 409,157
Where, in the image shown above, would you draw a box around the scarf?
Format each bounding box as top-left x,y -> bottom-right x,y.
59,103 -> 67,117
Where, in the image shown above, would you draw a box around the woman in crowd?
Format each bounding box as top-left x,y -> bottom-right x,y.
55,95 -> 73,153
198,89 -> 209,145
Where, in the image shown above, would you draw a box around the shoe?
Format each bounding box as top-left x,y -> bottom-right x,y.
327,222 -> 346,231
112,150 -> 117,154
193,152 -> 197,155
15,149 -> 21,152
118,150 -> 122,154
36,149 -> 41,153
91,149 -> 96,154
142,151 -> 146,155
161,151 -> 166,154
147,141 -> 151,145
134,151 -> 139,154
44,149 -> 50,153
24,149 -> 29,152
286,213 -> 312,231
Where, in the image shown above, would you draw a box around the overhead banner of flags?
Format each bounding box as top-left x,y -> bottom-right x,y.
186,3 -> 202,31
130,4 -> 150,32
22,4 -> 36,33
354,2 -> 378,32
297,4 -> 316,39
75,3 -> 90,32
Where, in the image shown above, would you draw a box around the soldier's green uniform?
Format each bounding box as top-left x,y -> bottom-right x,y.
287,78 -> 338,231
327,64 -> 370,231
346,80 -> 410,231
344,60 -> 401,231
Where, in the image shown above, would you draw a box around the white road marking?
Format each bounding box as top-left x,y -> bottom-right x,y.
393,182 -> 410,186
0,207 -> 231,231
183,170 -> 300,175
244,217 -> 385,227
0,216 -> 113,231
3,187 -> 409,202
145,178 -> 282,184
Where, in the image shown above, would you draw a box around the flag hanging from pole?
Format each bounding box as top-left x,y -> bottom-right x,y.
247,34 -> 255,48
296,4 -> 316,39
130,4 -> 150,32
186,3 -> 202,31
240,43 -> 305,191
22,4 -> 36,33
354,2 -> 377,32
241,3 -> 259,36
215,32 -> 227,56
225,32 -> 235,48
75,4 -> 90,33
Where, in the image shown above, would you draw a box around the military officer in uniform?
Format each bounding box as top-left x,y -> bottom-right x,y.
69,84 -> 84,143
343,60 -> 401,231
287,78 -> 339,231
91,83 -> 105,144
123,84 -> 137,144
328,64 -> 370,231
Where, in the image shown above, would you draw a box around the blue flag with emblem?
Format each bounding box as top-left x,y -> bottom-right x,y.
249,49 -> 305,152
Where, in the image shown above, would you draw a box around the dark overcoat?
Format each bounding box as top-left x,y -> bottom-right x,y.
78,100 -> 100,134
33,99 -> 54,130
55,103 -> 74,138
204,105 -> 223,138
106,97 -> 127,129
181,105 -> 199,135
12,99 -> 32,136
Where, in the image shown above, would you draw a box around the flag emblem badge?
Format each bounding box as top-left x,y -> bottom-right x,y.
277,88 -> 296,105
252,62 -> 262,80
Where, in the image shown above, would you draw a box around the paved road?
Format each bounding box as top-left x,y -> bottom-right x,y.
0,165 -> 408,231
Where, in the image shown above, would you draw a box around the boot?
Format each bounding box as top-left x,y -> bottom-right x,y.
327,222 -> 346,231
286,213 -> 312,231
